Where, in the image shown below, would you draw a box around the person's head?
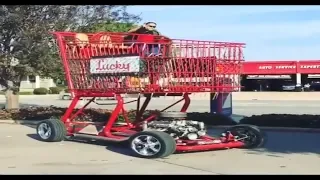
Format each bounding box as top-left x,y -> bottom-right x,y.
145,22 -> 157,31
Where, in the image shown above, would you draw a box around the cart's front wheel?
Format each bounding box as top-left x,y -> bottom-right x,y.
36,119 -> 66,142
129,131 -> 176,159
223,124 -> 266,149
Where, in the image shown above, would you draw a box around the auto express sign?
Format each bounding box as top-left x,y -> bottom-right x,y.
300,65 -> 320,69
298,62 -> 320,74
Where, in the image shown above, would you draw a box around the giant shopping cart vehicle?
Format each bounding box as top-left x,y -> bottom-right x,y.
35,32 -> 266,158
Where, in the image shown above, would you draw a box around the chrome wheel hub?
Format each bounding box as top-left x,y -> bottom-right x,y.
131,135 -> 161,156
37,123 -> 52,140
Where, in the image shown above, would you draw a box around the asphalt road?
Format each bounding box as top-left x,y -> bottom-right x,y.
1,95 -> 320,117
0,124 -> 319,175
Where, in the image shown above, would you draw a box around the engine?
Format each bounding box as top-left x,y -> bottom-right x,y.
146,120 -> 206,140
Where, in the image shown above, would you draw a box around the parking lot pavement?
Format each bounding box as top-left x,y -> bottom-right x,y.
2,95 -> 320,116
0,124 -> 320,175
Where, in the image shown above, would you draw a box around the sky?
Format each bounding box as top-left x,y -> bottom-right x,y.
127,5 -> 320,61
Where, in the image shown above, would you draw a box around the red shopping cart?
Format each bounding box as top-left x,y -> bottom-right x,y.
35,31 -> 265,158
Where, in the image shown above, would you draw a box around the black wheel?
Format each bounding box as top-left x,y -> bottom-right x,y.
129,131 -> 176,159
223,124 -> 266,149
36,119 -> 67,142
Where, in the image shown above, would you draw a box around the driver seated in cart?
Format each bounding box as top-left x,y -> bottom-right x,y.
127,22 -> 168,56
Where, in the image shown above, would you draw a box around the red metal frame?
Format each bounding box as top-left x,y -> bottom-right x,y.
53,31 -> 246,152
61,93 -> 245,151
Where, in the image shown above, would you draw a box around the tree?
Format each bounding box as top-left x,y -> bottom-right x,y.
0,5 -> 141,109
79,21 -> 139,33
50,7 -> 140,85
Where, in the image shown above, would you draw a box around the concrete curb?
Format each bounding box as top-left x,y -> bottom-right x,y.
1,119 -> 320,133
0,120 -> 39,125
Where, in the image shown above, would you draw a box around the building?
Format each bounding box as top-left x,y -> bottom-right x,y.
16,60 -> 320,92
20,75 -> 56,92
241,60 -> 320,91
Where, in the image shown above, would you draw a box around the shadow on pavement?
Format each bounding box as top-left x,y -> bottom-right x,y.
248,131 -> 320,155
209,128 -> 320,155
26,133 -> 42,141
105,146 -> 134,157
26,133 -> 134,156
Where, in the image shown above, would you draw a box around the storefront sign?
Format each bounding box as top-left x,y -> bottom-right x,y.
300,65 -> 320,69
298,61 -> 320,74
258,65 -> 296,70
308,74 -> 320,78
243,62 -> 297,75
243,61 -> 320,75
247,75 -> 291,79
275,65 -> 296,69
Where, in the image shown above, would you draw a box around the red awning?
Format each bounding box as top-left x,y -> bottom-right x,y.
243,61 -> 297,75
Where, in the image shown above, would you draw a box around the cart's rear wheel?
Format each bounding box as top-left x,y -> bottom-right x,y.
129,131 -> 176,158
223,124 -> 266,149
36,119 -> 66,142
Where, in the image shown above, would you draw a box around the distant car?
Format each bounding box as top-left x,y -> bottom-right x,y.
59,91 -> 72,100
282,85 -> 295,91
282,82 -> 301,91
309,82 -> 320,91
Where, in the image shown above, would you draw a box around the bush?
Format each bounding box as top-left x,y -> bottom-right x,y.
0,106 -> 140,121
33,88 -> 49,95
49,87 -> 63,94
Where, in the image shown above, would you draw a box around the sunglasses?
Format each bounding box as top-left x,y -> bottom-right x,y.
148,25 -> 156,28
